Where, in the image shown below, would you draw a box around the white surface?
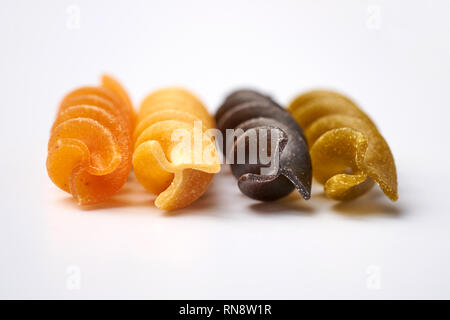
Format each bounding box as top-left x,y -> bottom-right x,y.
1,0 -> 450,299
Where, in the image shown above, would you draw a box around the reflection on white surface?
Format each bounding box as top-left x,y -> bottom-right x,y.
24,166 -> 449,299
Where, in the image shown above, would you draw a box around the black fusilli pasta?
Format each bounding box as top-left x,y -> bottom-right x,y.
215,89 -> 312,201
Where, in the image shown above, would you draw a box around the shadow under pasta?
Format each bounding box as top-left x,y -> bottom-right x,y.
331,189 -> 403,217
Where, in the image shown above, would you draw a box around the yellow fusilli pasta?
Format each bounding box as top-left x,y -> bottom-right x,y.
133,88 -> 220,210
288,90 -> 398,201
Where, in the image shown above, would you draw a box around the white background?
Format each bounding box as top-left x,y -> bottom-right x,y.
1,0 -> 450,299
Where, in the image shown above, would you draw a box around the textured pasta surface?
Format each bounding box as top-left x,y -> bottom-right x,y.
47,75 -> 135,205
133,88 -> 220,210
288,90 -> 398,201
216,89 -> 312,201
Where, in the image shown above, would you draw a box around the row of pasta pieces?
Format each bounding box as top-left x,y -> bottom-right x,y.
47,75 -> 398,211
